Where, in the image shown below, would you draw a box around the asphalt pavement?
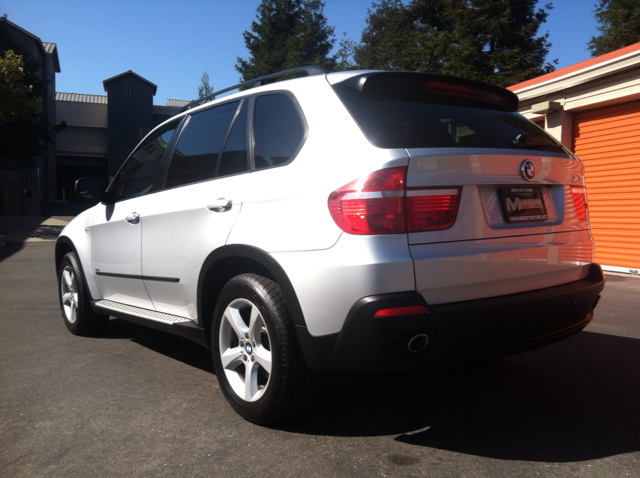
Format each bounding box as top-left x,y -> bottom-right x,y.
1,228 -> 639,477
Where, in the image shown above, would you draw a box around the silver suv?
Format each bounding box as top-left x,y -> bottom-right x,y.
56,67 -> 605,424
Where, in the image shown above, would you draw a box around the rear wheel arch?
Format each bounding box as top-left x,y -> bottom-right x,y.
197,245 -> 307,347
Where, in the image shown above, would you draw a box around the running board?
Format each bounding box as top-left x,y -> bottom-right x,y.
95,299 -> 193,324
94,300 -> 208,349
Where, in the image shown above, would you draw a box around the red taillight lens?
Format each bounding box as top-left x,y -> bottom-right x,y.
407,188 -> 462,232
329,167 -> 461,235
570,186 -> 588,221
328,167 -> 406,235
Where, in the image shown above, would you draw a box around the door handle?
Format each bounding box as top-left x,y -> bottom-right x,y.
125,212 -> 140,224
207,199 -> 232,213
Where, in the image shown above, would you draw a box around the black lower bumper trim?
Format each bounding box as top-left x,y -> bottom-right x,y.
297,264 -> 605,371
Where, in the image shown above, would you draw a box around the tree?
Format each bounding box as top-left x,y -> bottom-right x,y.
354,0 -> 424,71
198,71 -> 214,99
236,0 -> 336,82
0,49 -> 42,125
356,0 -> 556,88
336,33 -> 358,70
0,17 -> 61,167
588,0 -> 640,56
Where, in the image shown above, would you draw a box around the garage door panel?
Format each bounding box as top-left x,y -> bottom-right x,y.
573,101 -> 640,271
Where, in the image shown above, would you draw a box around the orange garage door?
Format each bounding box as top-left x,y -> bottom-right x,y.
573,101 -> 640,271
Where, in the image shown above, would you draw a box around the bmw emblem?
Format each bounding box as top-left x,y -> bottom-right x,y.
520,160 -> 536,181
246,343 -> 253,354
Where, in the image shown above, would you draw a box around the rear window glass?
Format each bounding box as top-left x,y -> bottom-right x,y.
253,94 -> 306,170
332,73 -> 567,154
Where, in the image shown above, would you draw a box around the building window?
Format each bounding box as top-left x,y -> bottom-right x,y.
126,84 -> 135,96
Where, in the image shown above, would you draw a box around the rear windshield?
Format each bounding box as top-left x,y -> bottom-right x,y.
332,73 -> 567,154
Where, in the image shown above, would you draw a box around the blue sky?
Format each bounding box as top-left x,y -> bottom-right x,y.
4,0 -> 599,104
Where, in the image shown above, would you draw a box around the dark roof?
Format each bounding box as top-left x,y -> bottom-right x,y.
56,92 -> 108,104
42,42 -> 61,73
0,17 -> 47,59
102,70 -> 158,95
166,99 -> 189,107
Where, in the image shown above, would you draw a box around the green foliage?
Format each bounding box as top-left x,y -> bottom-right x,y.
336,33 -> 358,70
198,71 -> 214,99
0,49 -> 42,125
236,0 -> 336,81
588,0 -> 640,56
355,0 -> 556,87
0,17 -> 60,167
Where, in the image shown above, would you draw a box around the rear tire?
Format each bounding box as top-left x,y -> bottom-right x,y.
58,252 -> 109,336
211,274 -> 320,424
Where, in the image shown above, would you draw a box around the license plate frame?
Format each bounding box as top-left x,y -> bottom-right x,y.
500,186 -> 548,223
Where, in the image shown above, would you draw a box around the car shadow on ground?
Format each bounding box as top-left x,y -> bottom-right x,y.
281,331 -> 640,463
101,318 -> 215,373
98,319 -> 640,463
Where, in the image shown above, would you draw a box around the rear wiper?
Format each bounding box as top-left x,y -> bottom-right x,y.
512,134 -> 561,150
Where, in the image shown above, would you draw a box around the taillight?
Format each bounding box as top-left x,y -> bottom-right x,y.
328,167 -> 461,235
407,188 -> 461,232
570,186 -> 588,221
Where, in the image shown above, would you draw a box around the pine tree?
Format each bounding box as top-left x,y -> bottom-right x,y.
355,0 -> 426,71
356,0 -> 556,87
336,33 -> 358,70
198,71 -> 214,99
236,0 -> 336,82
588,0 -> 640,56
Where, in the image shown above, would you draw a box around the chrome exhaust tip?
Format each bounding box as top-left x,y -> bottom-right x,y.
407,334 -> 429,353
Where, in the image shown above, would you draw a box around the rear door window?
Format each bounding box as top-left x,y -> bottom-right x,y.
217,101 -> 249,177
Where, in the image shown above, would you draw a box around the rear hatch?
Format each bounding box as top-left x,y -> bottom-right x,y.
331,72 -> 593,304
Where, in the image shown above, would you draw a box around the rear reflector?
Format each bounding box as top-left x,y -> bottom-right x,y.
570,186 -> 588,221
329,167 -> 461,235
374,305 -> 428,317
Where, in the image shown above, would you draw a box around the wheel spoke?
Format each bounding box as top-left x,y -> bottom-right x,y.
220,346 -> 243,370
244,361 -> 259,401
254,347 -> 272,374
247,305 -> 261,339
62,269 -> 74,289
223,306 -> 247,339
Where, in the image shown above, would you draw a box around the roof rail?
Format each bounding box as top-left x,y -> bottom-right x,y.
178,66 -> 328,114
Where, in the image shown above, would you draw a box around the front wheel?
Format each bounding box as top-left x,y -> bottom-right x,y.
211,274 -> 320,424
58,252 -> 108,336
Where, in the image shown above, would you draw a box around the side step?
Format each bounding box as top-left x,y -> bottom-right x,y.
96,299 -> 192,324
94,299 -> 208,349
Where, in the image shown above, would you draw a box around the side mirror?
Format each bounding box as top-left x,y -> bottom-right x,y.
75,177 -> 113,203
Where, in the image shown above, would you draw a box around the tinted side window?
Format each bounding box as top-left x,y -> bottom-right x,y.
165,101 -> 239,189
253,94 -> 305,170
110,121 -> 178,201
217,101 -> 248,177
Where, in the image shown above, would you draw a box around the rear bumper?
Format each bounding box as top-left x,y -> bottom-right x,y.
297,263 -> 605,371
